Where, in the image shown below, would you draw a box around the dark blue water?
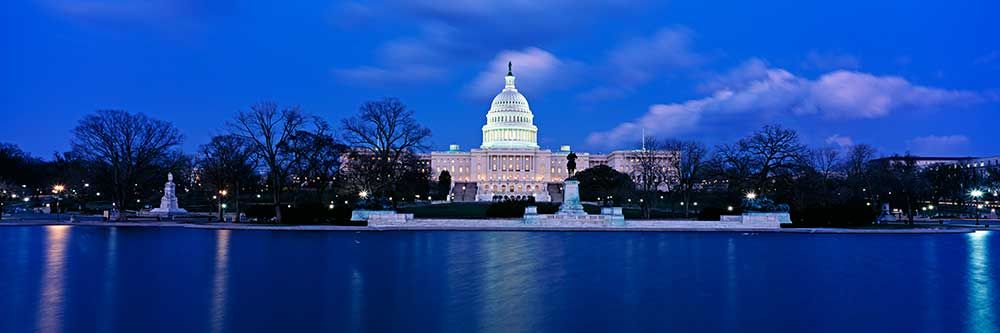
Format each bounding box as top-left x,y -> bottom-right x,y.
1,226 -> 997,333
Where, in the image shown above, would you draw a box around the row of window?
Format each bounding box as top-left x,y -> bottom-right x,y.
495,99 -> 525,105
490,114 -> 530,123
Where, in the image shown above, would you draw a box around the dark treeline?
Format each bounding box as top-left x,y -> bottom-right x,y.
577,125 -> 1000,225
0,98 -> 428,223
2,103 -> 998,225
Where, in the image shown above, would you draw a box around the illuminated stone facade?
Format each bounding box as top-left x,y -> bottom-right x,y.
423,64 -> 677,202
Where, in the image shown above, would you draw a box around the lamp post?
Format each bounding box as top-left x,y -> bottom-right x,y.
971,189 -> 984,225
52,184 -> 65,221
218,189 -> 228,222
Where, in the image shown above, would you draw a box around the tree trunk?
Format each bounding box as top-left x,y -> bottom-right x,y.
116,188 -> 128,221
683,191 -> 691,218
234,183 -> 241,223
906,198 -> 914,225
272,175 -> 282,224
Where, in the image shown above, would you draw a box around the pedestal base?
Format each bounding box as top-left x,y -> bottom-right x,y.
149,208 -> 188,216
556,179 -> 587,215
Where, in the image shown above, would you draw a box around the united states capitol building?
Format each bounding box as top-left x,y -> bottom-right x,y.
420,63 -> 677,202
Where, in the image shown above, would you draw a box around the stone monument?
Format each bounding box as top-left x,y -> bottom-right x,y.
556,179 -> 587,216
150,173 -> 188,216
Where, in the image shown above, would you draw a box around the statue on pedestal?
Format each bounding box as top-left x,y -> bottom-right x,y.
566,151 -> 578,178
150,173 -> 188,216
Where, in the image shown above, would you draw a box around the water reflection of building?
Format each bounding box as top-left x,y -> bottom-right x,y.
421,63 -> 677,202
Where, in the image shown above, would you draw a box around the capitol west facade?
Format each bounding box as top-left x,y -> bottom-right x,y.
422,64 -> 677,202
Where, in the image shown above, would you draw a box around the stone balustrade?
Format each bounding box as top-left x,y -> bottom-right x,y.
353,210 -> 414,225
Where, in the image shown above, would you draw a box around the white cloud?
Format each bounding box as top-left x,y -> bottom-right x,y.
587,60 -> 986,148
825,134 -> 854,148
464,48 -> 578,98
585,92 -> 717,147
797,71 -> 981,119
907,135 -> 971,155
696,58 -> 775,93
581,27 -> 705,101
333,65 -> 447,85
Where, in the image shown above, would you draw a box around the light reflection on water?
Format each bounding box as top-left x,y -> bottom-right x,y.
2,227 -> 998,332
967,231 -> 996,333
477,232 -> 541,333
724,237 -> 738,332
37,226 -> 69,333
210,229 -> 230,333
98,227 -> 118,333
920,236 -> 941,332
349,268 -> 363,333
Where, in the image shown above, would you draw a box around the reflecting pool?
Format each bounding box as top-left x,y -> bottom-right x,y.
0,226 -> 997,332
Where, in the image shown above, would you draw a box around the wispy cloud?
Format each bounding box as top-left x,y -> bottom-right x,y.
464,48 -> 580,99
580,27 -> 706,101
41,0 -> 233,24
585,94 -> 709,147
907,135 -> 971,155
587,59 -> 987,148
332,65 -> 447,86
825,134 -> 854,148
334,0 -> 645,86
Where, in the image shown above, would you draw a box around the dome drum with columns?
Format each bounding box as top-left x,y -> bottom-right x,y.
422,62 -> 678,202
481,62 -> 539,150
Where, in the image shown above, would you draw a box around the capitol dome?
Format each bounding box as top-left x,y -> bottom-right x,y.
481,62 -> 539,150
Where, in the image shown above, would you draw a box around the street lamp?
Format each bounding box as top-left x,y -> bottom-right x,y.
52,184 -> 65,220
746,191 -> 757,200
971,189 -> 984,225
218,189 -> 228,222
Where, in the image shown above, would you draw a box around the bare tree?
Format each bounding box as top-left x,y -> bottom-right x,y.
284,120 -> 346,203
743,125 -> 808,193
710,141 -> 755,194
341,98 -> 431,201
71,110 -> 183,219
230,102 -> 307,223
844,144 -> 877,179
810,146 -> 842,179
664,139 -> 707,217
199,134 -> 258,222
871,155 -> 928,224
631,136 -> 672,219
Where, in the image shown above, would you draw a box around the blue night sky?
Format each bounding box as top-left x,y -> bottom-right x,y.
2,0 -> 998,158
